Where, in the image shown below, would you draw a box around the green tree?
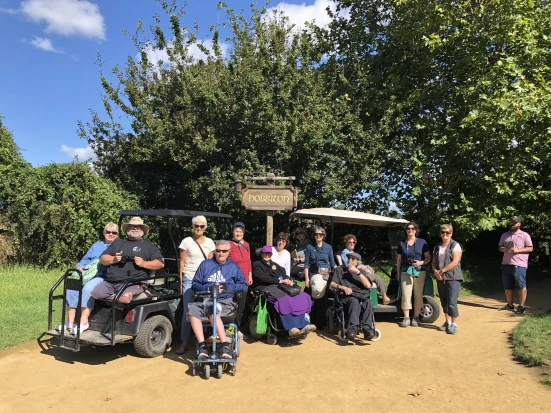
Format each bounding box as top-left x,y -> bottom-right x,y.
79,1 -> 388,235
328,0 -> 551,239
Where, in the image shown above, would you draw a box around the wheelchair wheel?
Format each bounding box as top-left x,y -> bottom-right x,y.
217,364 -> 223,379
248,316 -> 264,341
370,328 -> 382,342
326,307 -> 335,334
204,364 -> 211,380
266,333 -> 278,345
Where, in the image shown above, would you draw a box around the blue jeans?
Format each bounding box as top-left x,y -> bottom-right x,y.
501,265 -> 527,289
66,277 -> 105,308
181,278 -> 194,340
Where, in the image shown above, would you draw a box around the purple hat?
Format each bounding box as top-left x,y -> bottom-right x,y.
260,245 -> 273,254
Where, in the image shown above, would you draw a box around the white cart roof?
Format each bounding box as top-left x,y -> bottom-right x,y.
290,208 -> 408,227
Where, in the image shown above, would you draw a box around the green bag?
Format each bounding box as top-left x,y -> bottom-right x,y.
256,296 -> 268,335
70,259 -> 101,285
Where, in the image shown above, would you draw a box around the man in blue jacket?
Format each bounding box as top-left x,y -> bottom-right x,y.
188,240 -> 248,359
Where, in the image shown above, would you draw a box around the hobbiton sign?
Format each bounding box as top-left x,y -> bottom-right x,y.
241,186 -> 297,211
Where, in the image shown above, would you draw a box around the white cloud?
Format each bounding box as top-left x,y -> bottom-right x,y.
141,39 -> 230,70
266,0 -> 338,29
20,0 -> 106,40
0,7 -> 18,14
61,144 -> 96,161
26,36 -> 63,53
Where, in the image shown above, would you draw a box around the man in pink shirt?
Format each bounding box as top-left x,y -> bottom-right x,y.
498,216 -> 533,314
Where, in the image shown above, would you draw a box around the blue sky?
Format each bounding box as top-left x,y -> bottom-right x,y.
0,0 -> 336,166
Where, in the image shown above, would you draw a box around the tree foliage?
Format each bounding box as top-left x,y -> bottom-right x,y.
1,119 -> 139,267
328,0 -> 551,239
79,1 -> 389,235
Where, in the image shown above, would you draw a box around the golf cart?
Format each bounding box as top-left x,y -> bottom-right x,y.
43,209 -> 233,357
289,208 -> 441,324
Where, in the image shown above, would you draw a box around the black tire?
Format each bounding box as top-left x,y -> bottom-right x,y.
217,364 -> 223,379
266,333 -> 278,345
133,315 -> 173,358
248,315 -> 264,341
326,307 -> 335,334
420,296 -> 441,324
205,364 -> 210,380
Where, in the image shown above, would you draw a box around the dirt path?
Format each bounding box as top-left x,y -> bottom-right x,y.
1,282 -> 550,413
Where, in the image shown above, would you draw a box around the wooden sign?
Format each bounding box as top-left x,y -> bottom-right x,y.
241,186 -> 297,210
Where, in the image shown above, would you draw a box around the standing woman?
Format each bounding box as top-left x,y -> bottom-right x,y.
396,222 -> 431,327
176,215 -> 215,354
228,222 -> 253,285
271,232 -> 291,277
432,224 -> 463,335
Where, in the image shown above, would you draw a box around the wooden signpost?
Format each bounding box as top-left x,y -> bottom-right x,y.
236,173 -> 297,245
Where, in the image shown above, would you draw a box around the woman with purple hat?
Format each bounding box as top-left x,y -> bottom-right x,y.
252,246 -> 316,337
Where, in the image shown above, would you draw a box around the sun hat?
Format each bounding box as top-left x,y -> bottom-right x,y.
346,251 -> 362,261
232,222 -> 246,231
260,245 -> 273,254
310,273 -> 328,299
122,216 -> 150,235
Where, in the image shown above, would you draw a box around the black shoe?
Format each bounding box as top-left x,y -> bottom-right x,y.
501,303 -> 515,311
363,330 -> 375,340
515,305 -> 526,315
346,329 -> 357,340
197,344 -> 209,359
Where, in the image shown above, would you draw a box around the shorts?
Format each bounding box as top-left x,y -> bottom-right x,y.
90,281 -> 145,300
187,297 -> 237,320
501,265 -> 527,289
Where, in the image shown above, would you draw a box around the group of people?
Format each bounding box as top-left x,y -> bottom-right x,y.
59,214 -> 533,353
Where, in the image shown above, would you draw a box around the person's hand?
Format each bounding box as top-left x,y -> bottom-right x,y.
280,279 -> 294,286
343,287 -> 353,296
77,266 -> 83,272
113,251 -> 123,263
247,276 -> 253,286
348,265 -> 360,274
413,260 -> 423,268
367,266 -> 375,274
217,284 -> 224,292
509,247 -> 517,253
134,256 -> 144,267
305,278 -> 310,288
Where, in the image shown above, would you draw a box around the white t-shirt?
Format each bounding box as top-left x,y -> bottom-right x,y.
271,247 -> 291,277
179,236 -> 216,280
438,243 -> 462,269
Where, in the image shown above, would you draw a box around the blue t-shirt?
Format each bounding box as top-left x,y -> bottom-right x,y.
304,242 -> 336,271
397,238 -> 430,266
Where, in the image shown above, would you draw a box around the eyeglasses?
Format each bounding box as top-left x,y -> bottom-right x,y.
105,231 -> 118,235
406,228 -> 415,231
194,225 -> 206,229
347,241 -> 356,244
215,249 -> 229,253
440,231 -> 451,235
277,239 -> 287,243
348,257 -> 358,261
128,225 -> 142,229
314,233 -> 324,237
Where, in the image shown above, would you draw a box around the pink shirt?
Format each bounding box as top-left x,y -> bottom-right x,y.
498,230 -> 533,268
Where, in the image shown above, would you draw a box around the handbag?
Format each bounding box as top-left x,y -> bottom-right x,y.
256,296 -> 269,335
277,282 -> 301,297
70,259 -> 100,285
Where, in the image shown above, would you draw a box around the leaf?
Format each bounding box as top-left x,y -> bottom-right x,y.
497,372 -> 506,376
407,391 -> 421,397
18,349 -> 31,353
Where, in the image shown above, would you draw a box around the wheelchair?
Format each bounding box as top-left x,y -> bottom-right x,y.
191,284 -> 243,379
325,286 -> 382,343
246,287 -> 311,345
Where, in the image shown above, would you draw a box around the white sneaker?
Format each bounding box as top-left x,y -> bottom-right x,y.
238,331 -> 244,340
55,322 -> 73,332
70,324 -> 89,335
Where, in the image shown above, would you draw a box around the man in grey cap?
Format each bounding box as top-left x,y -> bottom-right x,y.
330,251 -> 376,340
498,216 -> 533,314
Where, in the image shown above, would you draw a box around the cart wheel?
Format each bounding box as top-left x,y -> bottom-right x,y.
420,296 -> 441,323
192,367 -> 196,376
370,328 -> 382,342
337,328 -> 348,343
248,316 -> 264,340
326,307 -> 335,334
231,365 -> 237,376
204,364 -> 211,380
266,333 -> 278,345
217,364 -> 223,379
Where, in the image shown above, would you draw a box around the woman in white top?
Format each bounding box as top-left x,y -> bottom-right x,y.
271,232 -> 291,277
176,215 -> 215,354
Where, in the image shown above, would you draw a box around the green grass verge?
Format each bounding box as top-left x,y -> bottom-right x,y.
0,265 -> 63,350
511,310 -> 551,385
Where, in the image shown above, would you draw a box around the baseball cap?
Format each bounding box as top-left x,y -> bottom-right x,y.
232,222 -> 246,231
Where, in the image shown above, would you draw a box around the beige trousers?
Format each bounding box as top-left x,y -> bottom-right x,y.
400,271 -> 426,312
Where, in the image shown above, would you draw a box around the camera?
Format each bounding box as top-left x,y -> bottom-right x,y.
407,256 -> 415,265
120,252 -> 135,264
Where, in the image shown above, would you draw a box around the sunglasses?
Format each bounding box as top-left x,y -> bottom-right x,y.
215,249 -> 229,253
277,239 -> 287,243
406,228 -> 416,231
314,233 -> 324,237
194,225 -> 206,229
105,231 -> 118,235
347,241 -> 356,244
128,225 -> 142,229
440,231 -> 451,235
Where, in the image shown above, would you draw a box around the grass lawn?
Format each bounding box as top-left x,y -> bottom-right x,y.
511,310 -> 551,385
0,265 -> 64,350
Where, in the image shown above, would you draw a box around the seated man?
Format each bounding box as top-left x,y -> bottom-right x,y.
330,251 -> 376,340
341,234 -> 391,304
188,240 -> 248,359
252,245 -> 316,337
92,217 -> 164,304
